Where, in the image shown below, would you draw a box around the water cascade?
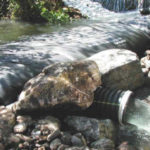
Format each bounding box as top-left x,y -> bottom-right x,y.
93,0 -> 150,12
63,0 -> 150,17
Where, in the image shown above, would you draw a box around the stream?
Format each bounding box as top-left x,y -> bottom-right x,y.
0,0 -> 150,149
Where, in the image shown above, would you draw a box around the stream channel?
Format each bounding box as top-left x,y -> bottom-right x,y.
1,0 -> 150,149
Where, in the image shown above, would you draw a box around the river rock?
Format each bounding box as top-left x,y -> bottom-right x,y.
90,138 -> 115,150
88,49 -> 144,90
10,60 -> 101,113
71,133 -> 87,147
65,146 -> 90,150
64,116 -> 116,143
33,116 -> 60,136
49,138 -> 62,150
0,106 -> 16,145
14,123 -> 27,133
61,132 -> 72,145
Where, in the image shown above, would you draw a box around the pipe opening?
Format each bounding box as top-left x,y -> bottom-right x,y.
93,86 -> 133,125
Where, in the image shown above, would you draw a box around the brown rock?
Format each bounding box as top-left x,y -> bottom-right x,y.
11,60 -> 101,113
0,106 -> 16,145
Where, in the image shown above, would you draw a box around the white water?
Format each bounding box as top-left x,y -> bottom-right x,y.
124,99 -> 150,132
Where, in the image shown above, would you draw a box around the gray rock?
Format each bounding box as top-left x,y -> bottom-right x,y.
64,116 -> 116,142
88,49 -> 144,90
71,133 -> 86,147
90,138 -> 115,150
65,146 -> 90,150
50,138 -> 62,150
57,144 -> 70,150
61,132 -> 72,145
47,130 -> 61,142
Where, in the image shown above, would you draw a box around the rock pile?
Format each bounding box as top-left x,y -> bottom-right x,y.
1,115 -> 116,150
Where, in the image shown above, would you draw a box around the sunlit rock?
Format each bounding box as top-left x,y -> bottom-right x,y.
11,60 -> 101,113
88,49 -> 144,90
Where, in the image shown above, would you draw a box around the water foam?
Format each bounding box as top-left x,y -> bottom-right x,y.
124,98 -> 150,132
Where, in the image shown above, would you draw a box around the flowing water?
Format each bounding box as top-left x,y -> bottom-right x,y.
0,0 -> 150,149
117,98 -> 150,149
124,99 -> 150,132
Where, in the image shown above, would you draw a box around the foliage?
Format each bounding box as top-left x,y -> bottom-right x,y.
9,0 -> 70,23
0,0 -> 9,18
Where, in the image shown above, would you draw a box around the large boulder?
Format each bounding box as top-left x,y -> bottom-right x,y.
9,60 -> 101,113
88,49 -> 145,90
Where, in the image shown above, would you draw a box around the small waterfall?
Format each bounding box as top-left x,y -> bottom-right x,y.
63,0 -> 150,13
94,0 -> 150,11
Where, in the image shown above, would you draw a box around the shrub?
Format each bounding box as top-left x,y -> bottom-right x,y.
9,0 -> 70,23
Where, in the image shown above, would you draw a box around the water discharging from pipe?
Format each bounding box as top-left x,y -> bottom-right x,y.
93,86 -> 150,132
123,98 -> 150,132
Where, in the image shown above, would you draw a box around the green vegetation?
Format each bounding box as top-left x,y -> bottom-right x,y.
0,0 -> 83,24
